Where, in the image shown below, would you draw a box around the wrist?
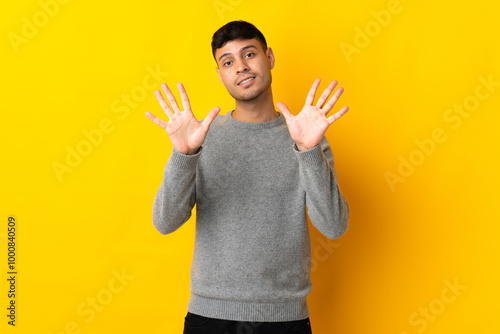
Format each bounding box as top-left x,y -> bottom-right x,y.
185,148 -> 199,155
176,146 -> 200,155
295,141 -> 323,152
295,143 -> 310,152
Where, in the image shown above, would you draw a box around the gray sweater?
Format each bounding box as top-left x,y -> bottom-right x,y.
152,111 -> 349,322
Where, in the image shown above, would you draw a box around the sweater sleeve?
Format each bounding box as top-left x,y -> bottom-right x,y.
294,136 -> 349,239
152,147 -> 201,235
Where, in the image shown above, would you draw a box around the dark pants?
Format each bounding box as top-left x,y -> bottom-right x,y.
183,312 -> 313,334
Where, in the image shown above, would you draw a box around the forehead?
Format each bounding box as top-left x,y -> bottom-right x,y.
215,38 -> 264,60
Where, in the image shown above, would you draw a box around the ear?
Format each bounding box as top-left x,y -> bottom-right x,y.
215,67 -> 225,87
266,47 -> 275,70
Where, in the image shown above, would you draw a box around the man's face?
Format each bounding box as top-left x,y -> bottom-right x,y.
215,38 -> 275,102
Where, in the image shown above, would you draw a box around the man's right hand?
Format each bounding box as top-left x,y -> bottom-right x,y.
145,83 -> 221,155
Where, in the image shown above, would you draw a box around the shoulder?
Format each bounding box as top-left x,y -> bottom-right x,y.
201,111 -> 235,146
201,111 -> 232,130
212,111 -> 233,127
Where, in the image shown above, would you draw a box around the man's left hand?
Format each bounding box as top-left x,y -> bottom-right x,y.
277,78 -> 349,152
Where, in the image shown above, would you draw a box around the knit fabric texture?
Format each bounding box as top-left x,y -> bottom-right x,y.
152,111 -> 349,322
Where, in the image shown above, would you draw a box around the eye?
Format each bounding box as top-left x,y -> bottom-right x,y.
245,52 -> 255,58
223,60 -> 233,66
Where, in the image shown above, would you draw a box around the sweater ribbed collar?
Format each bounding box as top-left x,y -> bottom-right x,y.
225,110 -> 285,129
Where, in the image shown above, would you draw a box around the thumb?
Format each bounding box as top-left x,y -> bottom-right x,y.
201,107 -> 221,130
276,102 -> 292,120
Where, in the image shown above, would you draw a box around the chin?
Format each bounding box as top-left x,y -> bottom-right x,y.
239,92 -> 262,101
233,84 -> 271,102
228,89 -> 262,102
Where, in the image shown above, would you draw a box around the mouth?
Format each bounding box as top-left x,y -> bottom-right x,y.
238,76 -> 255,86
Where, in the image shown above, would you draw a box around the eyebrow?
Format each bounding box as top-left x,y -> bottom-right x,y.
218,44 -> 258,63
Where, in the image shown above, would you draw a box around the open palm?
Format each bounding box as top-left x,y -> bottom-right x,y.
277,79 -> 349,151
145,83 -> 220,155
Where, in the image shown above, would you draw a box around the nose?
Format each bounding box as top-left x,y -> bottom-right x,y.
236,59 -> 249,74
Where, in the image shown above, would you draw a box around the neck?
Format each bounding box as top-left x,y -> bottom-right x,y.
232,88 -> 279,123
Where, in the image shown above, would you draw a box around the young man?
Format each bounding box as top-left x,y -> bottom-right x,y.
145,20 -> 349,334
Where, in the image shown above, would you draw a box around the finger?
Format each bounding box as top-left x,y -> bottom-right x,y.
305,78 -> 321,106
161,83 -> 181,113
177,82 -> 192,113
315,80 -> 338,108
327,106 -> 349,125
322,86 -> 345,115
276,102 -> 293,120
145,111 -> 168,130
201,107 -> 221,130
155,90 -> 174,118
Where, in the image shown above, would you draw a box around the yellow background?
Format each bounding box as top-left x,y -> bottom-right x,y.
2,0 -> 499,333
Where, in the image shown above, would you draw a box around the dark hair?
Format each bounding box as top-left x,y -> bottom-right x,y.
211,20 -> 267,62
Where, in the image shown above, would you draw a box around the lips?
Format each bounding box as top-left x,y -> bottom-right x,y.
238,76 -> 255,85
